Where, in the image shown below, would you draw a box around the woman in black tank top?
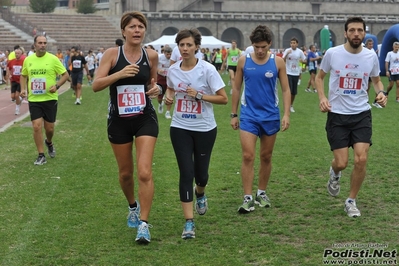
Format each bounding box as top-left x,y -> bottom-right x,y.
92,11 -> 161,244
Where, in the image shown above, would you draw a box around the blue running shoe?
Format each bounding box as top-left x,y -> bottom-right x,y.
181,221 -> 195,239
127,202 -> 140,228
135,221 -> 152,243
195,195 -> 208,215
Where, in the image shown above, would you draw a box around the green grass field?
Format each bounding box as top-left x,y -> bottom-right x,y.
0,73 -> 398,266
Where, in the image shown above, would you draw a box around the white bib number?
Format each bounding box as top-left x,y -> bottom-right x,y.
12,65 -> 22,76
30,78 -> 46,94
117,85 -> 146,115
72,60 -> 82,69
390,67 -> 399,75
338,70 -> 363,95
175,93 -> 202,119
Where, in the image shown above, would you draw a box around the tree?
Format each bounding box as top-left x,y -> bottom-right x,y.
29,0 -> 56,13
77,0 -> 97,14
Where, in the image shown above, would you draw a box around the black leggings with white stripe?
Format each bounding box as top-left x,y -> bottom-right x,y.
170,126 -> 217,203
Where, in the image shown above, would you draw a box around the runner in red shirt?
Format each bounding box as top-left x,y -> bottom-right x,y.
6,48 -> 25,115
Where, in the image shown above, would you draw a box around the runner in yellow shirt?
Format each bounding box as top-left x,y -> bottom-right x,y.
20,35 -> 69,165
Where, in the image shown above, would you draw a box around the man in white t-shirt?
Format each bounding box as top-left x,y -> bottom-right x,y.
96,47 -> 104,69
315,17 -> 387,218
282,37 -> 306,112
385,41 -> 399,102
85,50 -> 96,85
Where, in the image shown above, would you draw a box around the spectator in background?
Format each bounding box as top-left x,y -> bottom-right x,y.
69,46 -> 90,105
157,46 -> 173,119
96,47 -> 104,69
115,38 -> 124,47
385,41 -> 399,102
6,47 -> 25,114
85,50 -> 96,85
282,37 -> 306,113
305,44 -> 322,93
28,45 -> 35,56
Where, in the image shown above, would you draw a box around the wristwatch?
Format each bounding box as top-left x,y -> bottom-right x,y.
56,84 -> 60,90
195,92 -> 203,100
230,113 -> 238,118
378,90 -> 387,96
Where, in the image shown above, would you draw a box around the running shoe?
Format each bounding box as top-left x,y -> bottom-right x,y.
305,88 -> 311,92
181,221 -> 195,239
75,98 -> 81,105
44,139 -> 56,158
290,106 -> 295,113
127,203 -> 140,228
195,195 -> 208,215
238,197 -> 255,214
297,80 -> 301,85
344,200 -> 361,218
135,221 -> 152,243
165,111 -> 171,119
327,166 -> 341,197
158,104 -> 163,114
255,192 -> 271,208
34,155 -> 47,165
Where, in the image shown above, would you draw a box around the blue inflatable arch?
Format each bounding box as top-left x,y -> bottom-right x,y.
379,24 -> 399,76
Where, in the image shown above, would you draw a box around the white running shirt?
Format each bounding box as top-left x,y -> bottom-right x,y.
385,51 -> 399,75
283,48 -> 306,76
319,45 -> 380,115
167,59 -> 225,131
158,54 -> 171,76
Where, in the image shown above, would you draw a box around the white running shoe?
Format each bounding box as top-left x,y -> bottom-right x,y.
327,166 -> 341,197
158,104 -> 163,114
75,98 -> 81,105
297,80 -> 301,85
15,105 -> 20,115
165,111 -> 171,119
290,106 -> 295,113
344,200 -> 361,218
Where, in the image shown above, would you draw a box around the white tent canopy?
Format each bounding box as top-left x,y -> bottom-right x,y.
145,34 -> 232,52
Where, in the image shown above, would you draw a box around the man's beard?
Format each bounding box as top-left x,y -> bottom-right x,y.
348,38 -> 363,49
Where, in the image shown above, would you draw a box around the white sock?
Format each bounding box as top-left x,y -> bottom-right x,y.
257,189 -> 266,196
346,198 -> 356,204
244,195 -> 253,201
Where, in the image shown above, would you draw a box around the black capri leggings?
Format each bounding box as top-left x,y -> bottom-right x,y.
170,126 -> 217,203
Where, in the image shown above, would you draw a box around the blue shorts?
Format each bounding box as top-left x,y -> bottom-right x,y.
240,119 -> 280,137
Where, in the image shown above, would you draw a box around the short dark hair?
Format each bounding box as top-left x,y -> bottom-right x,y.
345,17 -> 366,32
175,28 -> 202,46
290,37 -> 298,44
175,28 -> 202,54
249,25 -> 273,44
115,38 -> 123,46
